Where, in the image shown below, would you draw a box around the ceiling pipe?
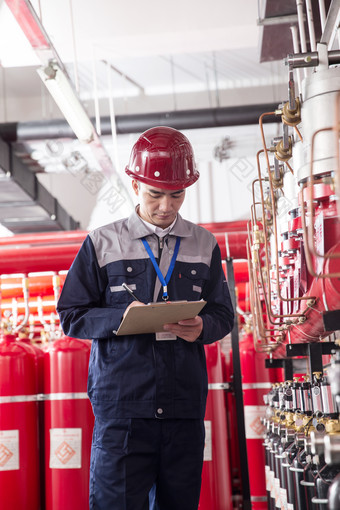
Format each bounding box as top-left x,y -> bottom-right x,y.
0,243 -> 82,274
0,103 -> 281,143
0,225 -> 248,274
0,231 -> 87,246
199,220 -> 249,232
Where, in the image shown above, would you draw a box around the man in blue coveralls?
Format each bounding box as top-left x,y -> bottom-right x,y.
57,126 -> 234,510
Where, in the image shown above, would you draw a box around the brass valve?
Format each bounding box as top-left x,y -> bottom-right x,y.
252,225 -> 263,246
251,245 -> 259,265
275,137 -> 293,162
284,411 -> 295,428
273,409 -> 281,423
17,327 -> 29,338
281,97 -> 301,127
302,414 -> 314,428
307,298 -> 316,307
270,170 -> 283,190
325,418 -> 340,434
0,322 -> 12,334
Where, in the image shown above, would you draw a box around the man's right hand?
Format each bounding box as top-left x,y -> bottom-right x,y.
123,301 -> 147,319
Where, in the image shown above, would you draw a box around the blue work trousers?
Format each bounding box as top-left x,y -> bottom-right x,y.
89,417 -> 205,510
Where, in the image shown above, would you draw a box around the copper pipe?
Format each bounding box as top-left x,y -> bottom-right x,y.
294,125 -> 303,142
247,222 -> 270,336
285,160 -> 295,174
247,217 -> 286,330
246,239 -> 266,351
246,239 -> 276,351
254,148 -> 283,321
250,202 -> 264,230
250,204 -> 256,228
258,263 -> 287,326
256,149 -> 309,321
247,212 -> 280,328
251,177 -> 268,226
259,113 -> 311,311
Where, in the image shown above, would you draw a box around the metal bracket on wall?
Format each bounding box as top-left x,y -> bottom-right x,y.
265,357 -> 294,381
323,310 -> 340,331
285,342 -> 340,376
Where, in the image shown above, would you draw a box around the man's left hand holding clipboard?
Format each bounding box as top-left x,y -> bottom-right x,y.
121,282 -> 204,343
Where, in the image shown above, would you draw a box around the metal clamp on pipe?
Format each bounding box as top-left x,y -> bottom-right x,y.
285,49 -> 340,69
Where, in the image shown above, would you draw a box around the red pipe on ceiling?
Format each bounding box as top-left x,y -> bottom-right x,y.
199,221 -> 249,233
0,231 -> 87,247
0,222 -> 249,274
0,244 -> 81,274
214,232 -> 248,260
0,274 -> 66,298
222,260 -> 249,283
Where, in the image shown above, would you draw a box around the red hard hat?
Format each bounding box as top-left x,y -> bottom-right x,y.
125,126 -> 199,190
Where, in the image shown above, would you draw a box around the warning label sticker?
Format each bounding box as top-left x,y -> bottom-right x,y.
203,420 -> 212,461
244,405 -> 266,439
49,428 -> 82,469
0,430 -> 19,471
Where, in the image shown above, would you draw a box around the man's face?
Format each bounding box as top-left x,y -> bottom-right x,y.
132,180 -> 186,228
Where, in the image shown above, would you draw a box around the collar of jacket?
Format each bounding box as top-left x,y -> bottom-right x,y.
127,209 -> 193,240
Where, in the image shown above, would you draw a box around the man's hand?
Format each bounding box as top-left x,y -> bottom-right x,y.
163,315 -> 203,343
122,300 -> 147,319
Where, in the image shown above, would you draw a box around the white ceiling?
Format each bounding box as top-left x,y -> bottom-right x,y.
0,0 -> 296,234
0,0 -> 260,66
0,0 -> 288,122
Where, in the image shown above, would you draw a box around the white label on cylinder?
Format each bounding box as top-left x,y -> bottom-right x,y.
280,487 -> 287,510
244,405 -> 266,438
49,428 -> 82,469
0,430 -> 19,471
287,504 -> 294,510
270,470 -> 275,498
203,420 -> 212,461
275,477 -> 281,508
265,465 -> 270,490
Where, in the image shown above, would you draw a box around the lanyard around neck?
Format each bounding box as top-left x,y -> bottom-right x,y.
141,236 -> 181,301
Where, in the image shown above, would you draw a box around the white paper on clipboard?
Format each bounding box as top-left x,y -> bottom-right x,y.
115,300 -> 206,336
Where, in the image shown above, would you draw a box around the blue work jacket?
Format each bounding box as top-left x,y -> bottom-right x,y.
57,211 -> 234,420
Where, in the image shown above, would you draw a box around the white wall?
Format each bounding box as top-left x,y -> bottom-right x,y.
36,123 -> 280,230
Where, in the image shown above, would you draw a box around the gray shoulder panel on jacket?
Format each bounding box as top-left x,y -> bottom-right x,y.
89,216 -> 218,269
88,218 -> 146,268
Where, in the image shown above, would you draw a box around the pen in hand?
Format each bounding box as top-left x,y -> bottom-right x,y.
122,282 -> 141,302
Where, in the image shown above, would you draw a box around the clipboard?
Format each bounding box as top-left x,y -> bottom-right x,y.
115,300 -> 206,336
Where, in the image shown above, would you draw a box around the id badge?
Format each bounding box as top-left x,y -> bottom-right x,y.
156,332 -> 177,341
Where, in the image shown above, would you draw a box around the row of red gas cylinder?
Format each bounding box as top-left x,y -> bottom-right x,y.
0,332 -> 94,510
0,330 -> 280,510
